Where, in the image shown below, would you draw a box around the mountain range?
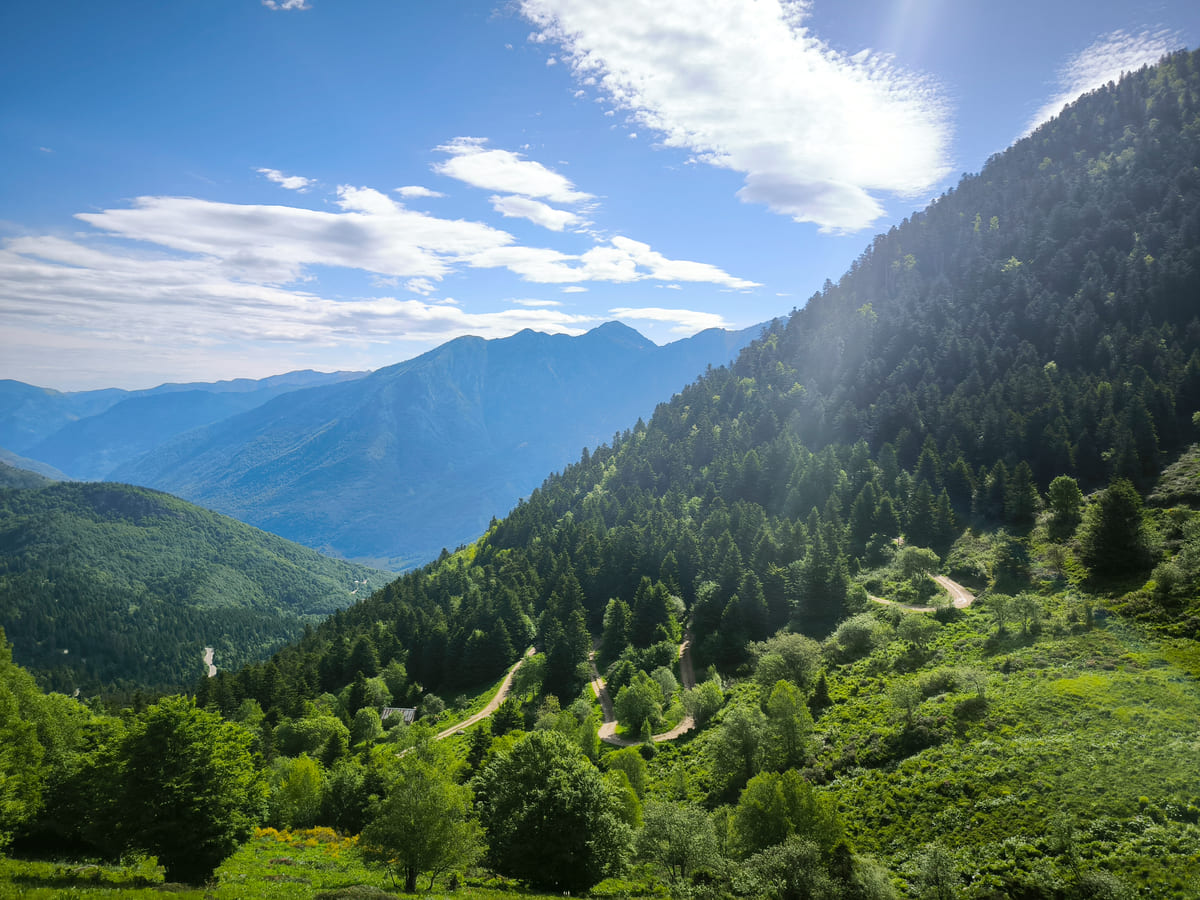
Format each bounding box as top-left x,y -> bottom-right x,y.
106,322 -> 761,567
0,368 -> 367,481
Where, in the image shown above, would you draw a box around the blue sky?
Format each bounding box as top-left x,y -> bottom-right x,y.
1,0 -> 1196,390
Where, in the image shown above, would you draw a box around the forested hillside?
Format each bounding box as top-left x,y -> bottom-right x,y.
4,51 -> 1200,899
219,50 -> 1200,702
0,469 -> 388,693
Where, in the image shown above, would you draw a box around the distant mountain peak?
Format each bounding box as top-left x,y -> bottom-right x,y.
583,320 -> 656,349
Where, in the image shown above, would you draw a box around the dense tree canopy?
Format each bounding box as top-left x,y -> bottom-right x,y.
474,730 -> 630,891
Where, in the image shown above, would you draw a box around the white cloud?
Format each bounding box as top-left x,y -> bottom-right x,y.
0,176 -> 759,386
432,137 -> 593,204
519,0 -> 951,231
0,234 -> 597,386
257,168 -> 314,191
609,305 -> 730,335
262,0 -> 310,10
562,285 -> 588,293
395,185 -> 444,199
547,56 -> 558,66
405,278 -> 437,295
1023,28 -> 1181,136
70,188 -> 754,289
511,298 -> 563,307
490,194 -> 582,231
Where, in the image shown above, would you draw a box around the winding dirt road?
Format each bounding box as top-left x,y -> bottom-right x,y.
436,646 -> 534,740
869,574 -> 976,613
590,631 -> 697,747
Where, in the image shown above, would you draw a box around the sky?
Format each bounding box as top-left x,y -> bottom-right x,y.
1,1 -> 1196,391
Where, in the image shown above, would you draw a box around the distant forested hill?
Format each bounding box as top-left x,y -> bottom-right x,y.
112,322 -> 761,568
0,468 -> 388,693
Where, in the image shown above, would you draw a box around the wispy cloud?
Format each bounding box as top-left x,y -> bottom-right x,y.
395,185 -> 444,199
562,285 -> 588,293
0,234 -> 597,387
1023,28 -> 1182,136
433,137 -> 594,204
404,278 -> 437,295
609,305 -> 730,335
262,0 -> 310,10
511,298 -> 563,307
490,194 -> 582,231
0,177 -> 757,385
257,168 -> 314,191
519,0 -> 951,232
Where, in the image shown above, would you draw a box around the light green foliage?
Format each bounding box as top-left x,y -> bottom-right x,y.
0,632 -> 49,846
916,842 -> 958,900
763,681 -> 814,771
684,677 -> 725,725
604,746 -> 648,798
638,800 -> 720,881
898,614 -> 940,650
614,670 -> 663,731
888,678 -> 923,725
709,703 -> 766,797
267,755 -> 324,829
604,769 -> 643,829
751,631 -> 822,690
731,769 -> 843,858
650,665 -> 679,701
274,714 -> 350,758
420,693 -> 446,721
350,707 -> 384,746
1012,592 -> 1042,634
360,753 -> 481,893
741,837 -> 838,900
825,613 -> 889,662
985,592 -> 1013,633
899,546 -> 941,580
509,652 -> 545,700
474,730 -> 630,892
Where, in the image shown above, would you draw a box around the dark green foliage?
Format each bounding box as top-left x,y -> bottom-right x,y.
473,730 -> 630,892
102,696 -> 267,883
0,480 -> 387,693
1080,478 -> 1151,575
600,598 -> 632,666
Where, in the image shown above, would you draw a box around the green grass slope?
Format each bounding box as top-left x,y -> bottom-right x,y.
0,478 -> 389,694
